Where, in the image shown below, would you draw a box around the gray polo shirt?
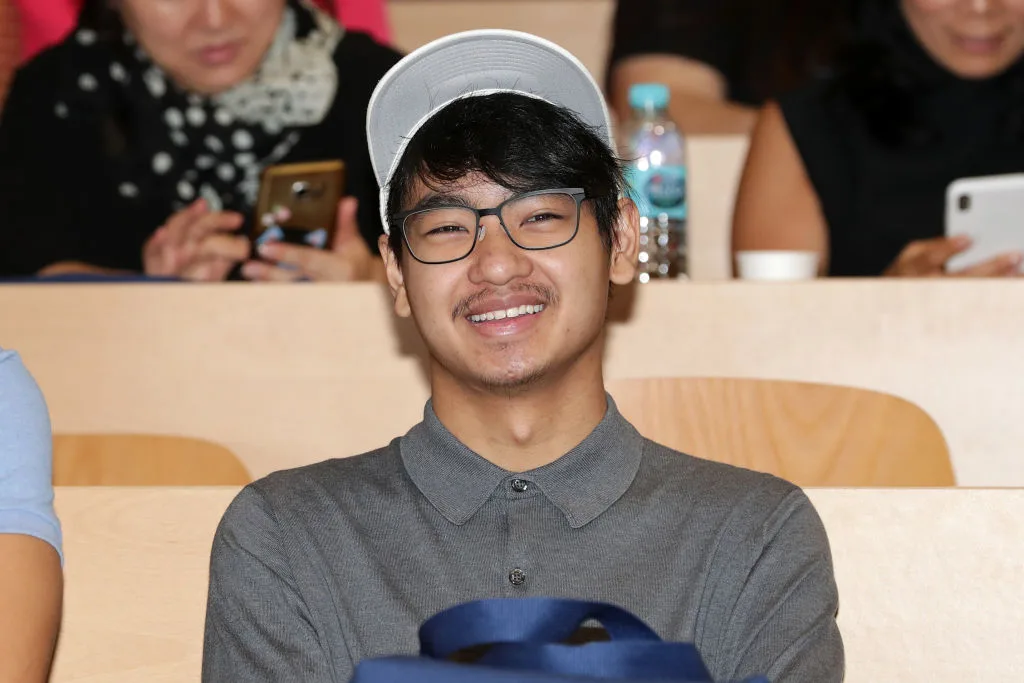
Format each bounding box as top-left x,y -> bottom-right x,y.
203,399 -> 843,682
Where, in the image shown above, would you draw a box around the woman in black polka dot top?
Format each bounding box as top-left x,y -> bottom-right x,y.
0,0 -> 401,281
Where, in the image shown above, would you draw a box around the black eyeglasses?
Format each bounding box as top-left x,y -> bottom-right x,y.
392,188 -> 587,265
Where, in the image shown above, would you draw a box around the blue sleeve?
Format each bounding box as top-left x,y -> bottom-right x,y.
0,349 -> 62,558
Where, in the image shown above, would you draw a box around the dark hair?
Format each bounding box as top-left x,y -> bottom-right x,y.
833,0 -> 1024,147
385,93 -> 626,259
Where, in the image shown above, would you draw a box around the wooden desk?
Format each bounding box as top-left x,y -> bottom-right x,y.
50,487 -> 1024,682
686,136 -> 749,280
2,281 -> 1022,484
52,487 -> 234,683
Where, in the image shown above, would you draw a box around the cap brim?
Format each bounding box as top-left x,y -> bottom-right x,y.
366,29 -> 613,233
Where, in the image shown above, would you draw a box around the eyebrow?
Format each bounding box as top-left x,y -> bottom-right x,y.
404,192 -> 476,214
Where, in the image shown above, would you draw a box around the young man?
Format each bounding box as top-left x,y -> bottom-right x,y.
202,30 -> 843,682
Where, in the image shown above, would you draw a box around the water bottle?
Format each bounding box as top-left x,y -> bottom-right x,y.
620,83 -> 688,281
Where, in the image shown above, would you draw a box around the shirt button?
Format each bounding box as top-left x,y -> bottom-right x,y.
508,568 -> 527,586
511,479 -> 529,493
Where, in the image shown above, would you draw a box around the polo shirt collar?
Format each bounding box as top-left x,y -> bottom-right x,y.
400,395 -> 645,529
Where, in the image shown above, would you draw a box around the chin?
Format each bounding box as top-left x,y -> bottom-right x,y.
192,75 -> 247,96
456,356 -> 553,395
946,53 -> 1021,80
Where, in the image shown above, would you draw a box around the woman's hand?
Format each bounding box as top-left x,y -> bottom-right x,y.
143,199 -> 250,281
884,235 -> 1022,277
241,197 -> 384,282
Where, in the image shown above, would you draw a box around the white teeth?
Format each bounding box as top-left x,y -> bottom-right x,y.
468,303 -> 546,323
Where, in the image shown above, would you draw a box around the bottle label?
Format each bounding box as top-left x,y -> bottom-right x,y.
626,164 -> 687,220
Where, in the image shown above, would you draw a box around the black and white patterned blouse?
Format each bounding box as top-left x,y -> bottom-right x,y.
0,0 -> 400,275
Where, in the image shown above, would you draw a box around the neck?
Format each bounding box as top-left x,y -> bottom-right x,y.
430,351 -> 609,472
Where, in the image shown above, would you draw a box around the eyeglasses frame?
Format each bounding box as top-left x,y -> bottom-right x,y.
392,187 -> 588,265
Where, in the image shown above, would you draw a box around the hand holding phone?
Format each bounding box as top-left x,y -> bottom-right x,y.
884,235 -> 1021,277
252,160 -> 346,252
243,196 -> 383,282
944,173 -> 1024,274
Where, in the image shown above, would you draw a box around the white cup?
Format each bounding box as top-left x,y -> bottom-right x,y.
735,251 -> 820,281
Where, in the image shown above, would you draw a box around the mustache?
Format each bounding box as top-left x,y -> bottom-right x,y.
451,283 -> 558,320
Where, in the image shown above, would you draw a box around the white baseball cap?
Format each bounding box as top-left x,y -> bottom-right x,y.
365,29 -> 614,234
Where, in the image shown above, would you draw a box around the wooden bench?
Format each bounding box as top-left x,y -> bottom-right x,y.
50,486 -> 1024,681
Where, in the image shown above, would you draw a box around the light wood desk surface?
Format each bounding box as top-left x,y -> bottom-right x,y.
53,487 -> 233,683
3,281 -> 1022,484
51,486 -> 1024,682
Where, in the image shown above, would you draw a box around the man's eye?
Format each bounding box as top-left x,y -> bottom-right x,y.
525,212 -> 563,224
426,225 -> 468,236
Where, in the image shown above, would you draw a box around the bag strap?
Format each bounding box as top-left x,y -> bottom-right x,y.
419,598 -> 661,659
478,640 -> 715,681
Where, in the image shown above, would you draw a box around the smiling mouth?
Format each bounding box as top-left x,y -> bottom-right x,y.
953,31 -> 1009,54
468,304 -> 545,323
198,42 -> 240,65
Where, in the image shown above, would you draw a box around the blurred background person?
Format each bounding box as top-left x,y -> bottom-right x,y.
0,0 -> 400,281
12,0 -> 392,63
732,0 -> 1024,277
0,349 -> 62,683
607,0 -> 853,133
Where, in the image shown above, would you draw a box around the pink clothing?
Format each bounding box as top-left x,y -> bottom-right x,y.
14,0 -> 391,63
334,0 -> 390,45
15,0 -> 77,62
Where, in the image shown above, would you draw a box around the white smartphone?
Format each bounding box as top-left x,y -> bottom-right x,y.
945,173 -> 1024,273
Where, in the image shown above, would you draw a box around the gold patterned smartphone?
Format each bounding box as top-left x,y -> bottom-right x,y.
253,160 -> 346,250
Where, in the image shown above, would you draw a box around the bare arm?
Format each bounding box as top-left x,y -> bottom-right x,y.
731,101 -> 829,273
609,55 -> 757,135
37,261 -> 132,277
0,351 -> 63,681
0,535 -> 62,683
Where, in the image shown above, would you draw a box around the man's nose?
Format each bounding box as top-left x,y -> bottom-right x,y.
466,216 -> 533,286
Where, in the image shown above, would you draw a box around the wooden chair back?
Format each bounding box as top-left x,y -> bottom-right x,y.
606,377 -> 955,486
53,434 -> 251,486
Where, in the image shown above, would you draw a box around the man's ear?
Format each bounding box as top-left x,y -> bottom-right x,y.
609,197 -> 640,285
380,234 -> 411,318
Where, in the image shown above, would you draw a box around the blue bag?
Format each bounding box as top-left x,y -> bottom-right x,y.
351,598 -> 769,683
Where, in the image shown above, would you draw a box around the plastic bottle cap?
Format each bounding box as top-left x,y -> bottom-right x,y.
629,83 -> 670,110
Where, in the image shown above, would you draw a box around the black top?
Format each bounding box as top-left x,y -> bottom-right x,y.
0,31 -> 400,276
608,0 -> 848,106
779,18 -> 1024,276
